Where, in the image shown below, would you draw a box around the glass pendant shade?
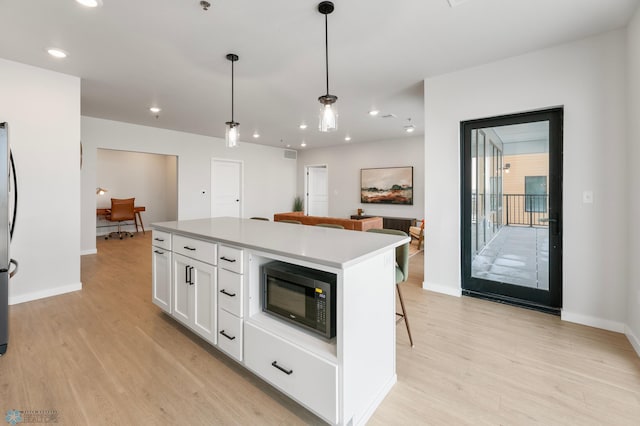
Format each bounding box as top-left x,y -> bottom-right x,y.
225,122 -> 239,148
319,103 -> 338,132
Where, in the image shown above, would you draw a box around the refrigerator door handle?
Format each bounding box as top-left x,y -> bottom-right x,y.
9,259 -> 17,278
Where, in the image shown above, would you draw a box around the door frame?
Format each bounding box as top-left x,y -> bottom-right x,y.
211,158 -> 244,218
304,164 -> 328,216
460,108 -> 563,312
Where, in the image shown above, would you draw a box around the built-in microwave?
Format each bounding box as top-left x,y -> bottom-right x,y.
261,261 -> 336,339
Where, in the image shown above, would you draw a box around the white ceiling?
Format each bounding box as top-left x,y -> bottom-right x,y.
0,0 -> 637,149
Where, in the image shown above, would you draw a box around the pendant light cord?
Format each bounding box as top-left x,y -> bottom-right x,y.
324,13 -> 329,96
231,59 -> 235,123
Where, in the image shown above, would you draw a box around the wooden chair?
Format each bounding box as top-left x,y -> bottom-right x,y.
250,217 -> 269,221
316,223 -> 344,229
409,219 -> 424,250
105,198 -> 136,239
366,228 -> 414,347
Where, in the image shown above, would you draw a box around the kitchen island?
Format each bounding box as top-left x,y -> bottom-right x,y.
151,217 -> 408,425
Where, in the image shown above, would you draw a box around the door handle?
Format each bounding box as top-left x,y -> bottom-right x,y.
189,267 -> 195,285
9,259 -> 18,278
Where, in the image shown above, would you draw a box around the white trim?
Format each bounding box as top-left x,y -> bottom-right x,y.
81,249 -> 97,256
422,281 -> 462,297
9,282 -> 82,305
625,325 -> 640,358
560,310 -> 625,333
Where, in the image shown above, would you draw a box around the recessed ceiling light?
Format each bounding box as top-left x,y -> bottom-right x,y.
47,48 -> 68,58
300,141 -> 307,147
286,144 -> 291,148
299,123 -> 308,130
253,131 -> 260,138
405,125 -> 415,133
76,0 -> 102,7
368,110 -> 380,116
149,107 -> 161,114
345,136 -> 351,141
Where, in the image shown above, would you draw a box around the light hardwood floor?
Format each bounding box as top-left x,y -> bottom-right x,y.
1,232 -> 639,425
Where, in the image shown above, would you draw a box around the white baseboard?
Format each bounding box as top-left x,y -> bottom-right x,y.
422,281 -> 462,297
81,248 -> 97,256
9,282 -> 82,305
625,325 -> 640,358
560,310 -> 625,333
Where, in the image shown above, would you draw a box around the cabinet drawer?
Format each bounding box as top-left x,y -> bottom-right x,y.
244,322 -> 337,423
218,268 -> 243,317
173,235 -> 217,265
218,245 -> 243,274
217,309 -> 243,361
152,230 -> 171,250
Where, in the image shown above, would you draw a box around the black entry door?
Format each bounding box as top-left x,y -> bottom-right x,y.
461,108 -> 563,312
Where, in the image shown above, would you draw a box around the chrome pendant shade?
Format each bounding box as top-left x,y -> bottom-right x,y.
225,53 -> 240,148
318,1 -> 338,132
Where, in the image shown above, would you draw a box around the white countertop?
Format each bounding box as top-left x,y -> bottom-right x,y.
152,217 -> 409,269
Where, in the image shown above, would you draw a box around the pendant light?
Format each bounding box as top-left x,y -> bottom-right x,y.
318,1 -> 338,132
225,53 -> 240,148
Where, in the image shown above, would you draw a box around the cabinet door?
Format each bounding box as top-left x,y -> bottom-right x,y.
172,254 -> 191,326
152,248 -> 172,313
191,259 -> 217,344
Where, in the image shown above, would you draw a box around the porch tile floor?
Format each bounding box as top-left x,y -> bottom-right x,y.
472,226 -> 549,290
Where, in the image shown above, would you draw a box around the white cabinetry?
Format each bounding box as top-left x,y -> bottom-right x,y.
152,230 -> 172,313
244,322 -> 338,423
171,236 -> 217,345
216,245 -> 244,361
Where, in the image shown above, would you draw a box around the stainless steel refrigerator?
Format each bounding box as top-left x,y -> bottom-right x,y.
0,122 -> 18,356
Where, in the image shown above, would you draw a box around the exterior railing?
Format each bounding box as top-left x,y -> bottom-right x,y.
504,194 -> 548,227
472,193 -> 549,227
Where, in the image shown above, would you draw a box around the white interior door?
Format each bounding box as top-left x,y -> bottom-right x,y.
211,159 -> 242,218
306,165 -> 328,216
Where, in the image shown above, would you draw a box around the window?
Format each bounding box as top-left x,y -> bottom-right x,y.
525,176 -> 547,213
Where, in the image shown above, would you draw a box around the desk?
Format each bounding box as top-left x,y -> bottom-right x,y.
97,206 -> 146,234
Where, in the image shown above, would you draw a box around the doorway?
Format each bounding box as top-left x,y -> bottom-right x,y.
211,158 -> 243,218
461,108 -> 563,312
305,165 -> 328,216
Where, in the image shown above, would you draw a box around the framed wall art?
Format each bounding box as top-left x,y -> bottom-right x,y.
360,166 -> 413,205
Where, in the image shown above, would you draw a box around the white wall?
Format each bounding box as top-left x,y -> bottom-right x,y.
81,117 -> 297,253
0,58 -> 81,304
626,7 -> 640,354
424,30 -> 629,330
296,137 -> 424,220
95,149 -> 177,237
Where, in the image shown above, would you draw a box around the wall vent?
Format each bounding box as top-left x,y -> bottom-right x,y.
284,149 -> 297,159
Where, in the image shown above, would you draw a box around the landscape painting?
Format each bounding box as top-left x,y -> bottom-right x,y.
361,166 -> 413,205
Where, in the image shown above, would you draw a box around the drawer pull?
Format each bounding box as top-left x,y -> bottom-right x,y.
219,330 -> 236,340
154,238 -> 165,242
154,250 -> 164,254
271,361 -> 293,375
220,256 -> 236,263
184,246 -> 196,251
220,289 -> 236,297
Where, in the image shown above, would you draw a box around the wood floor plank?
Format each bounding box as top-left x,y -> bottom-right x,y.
0,232 -> 638,425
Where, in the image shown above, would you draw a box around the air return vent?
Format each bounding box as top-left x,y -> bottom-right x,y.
381,113 -> 397,119
284,149 -> 297,159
